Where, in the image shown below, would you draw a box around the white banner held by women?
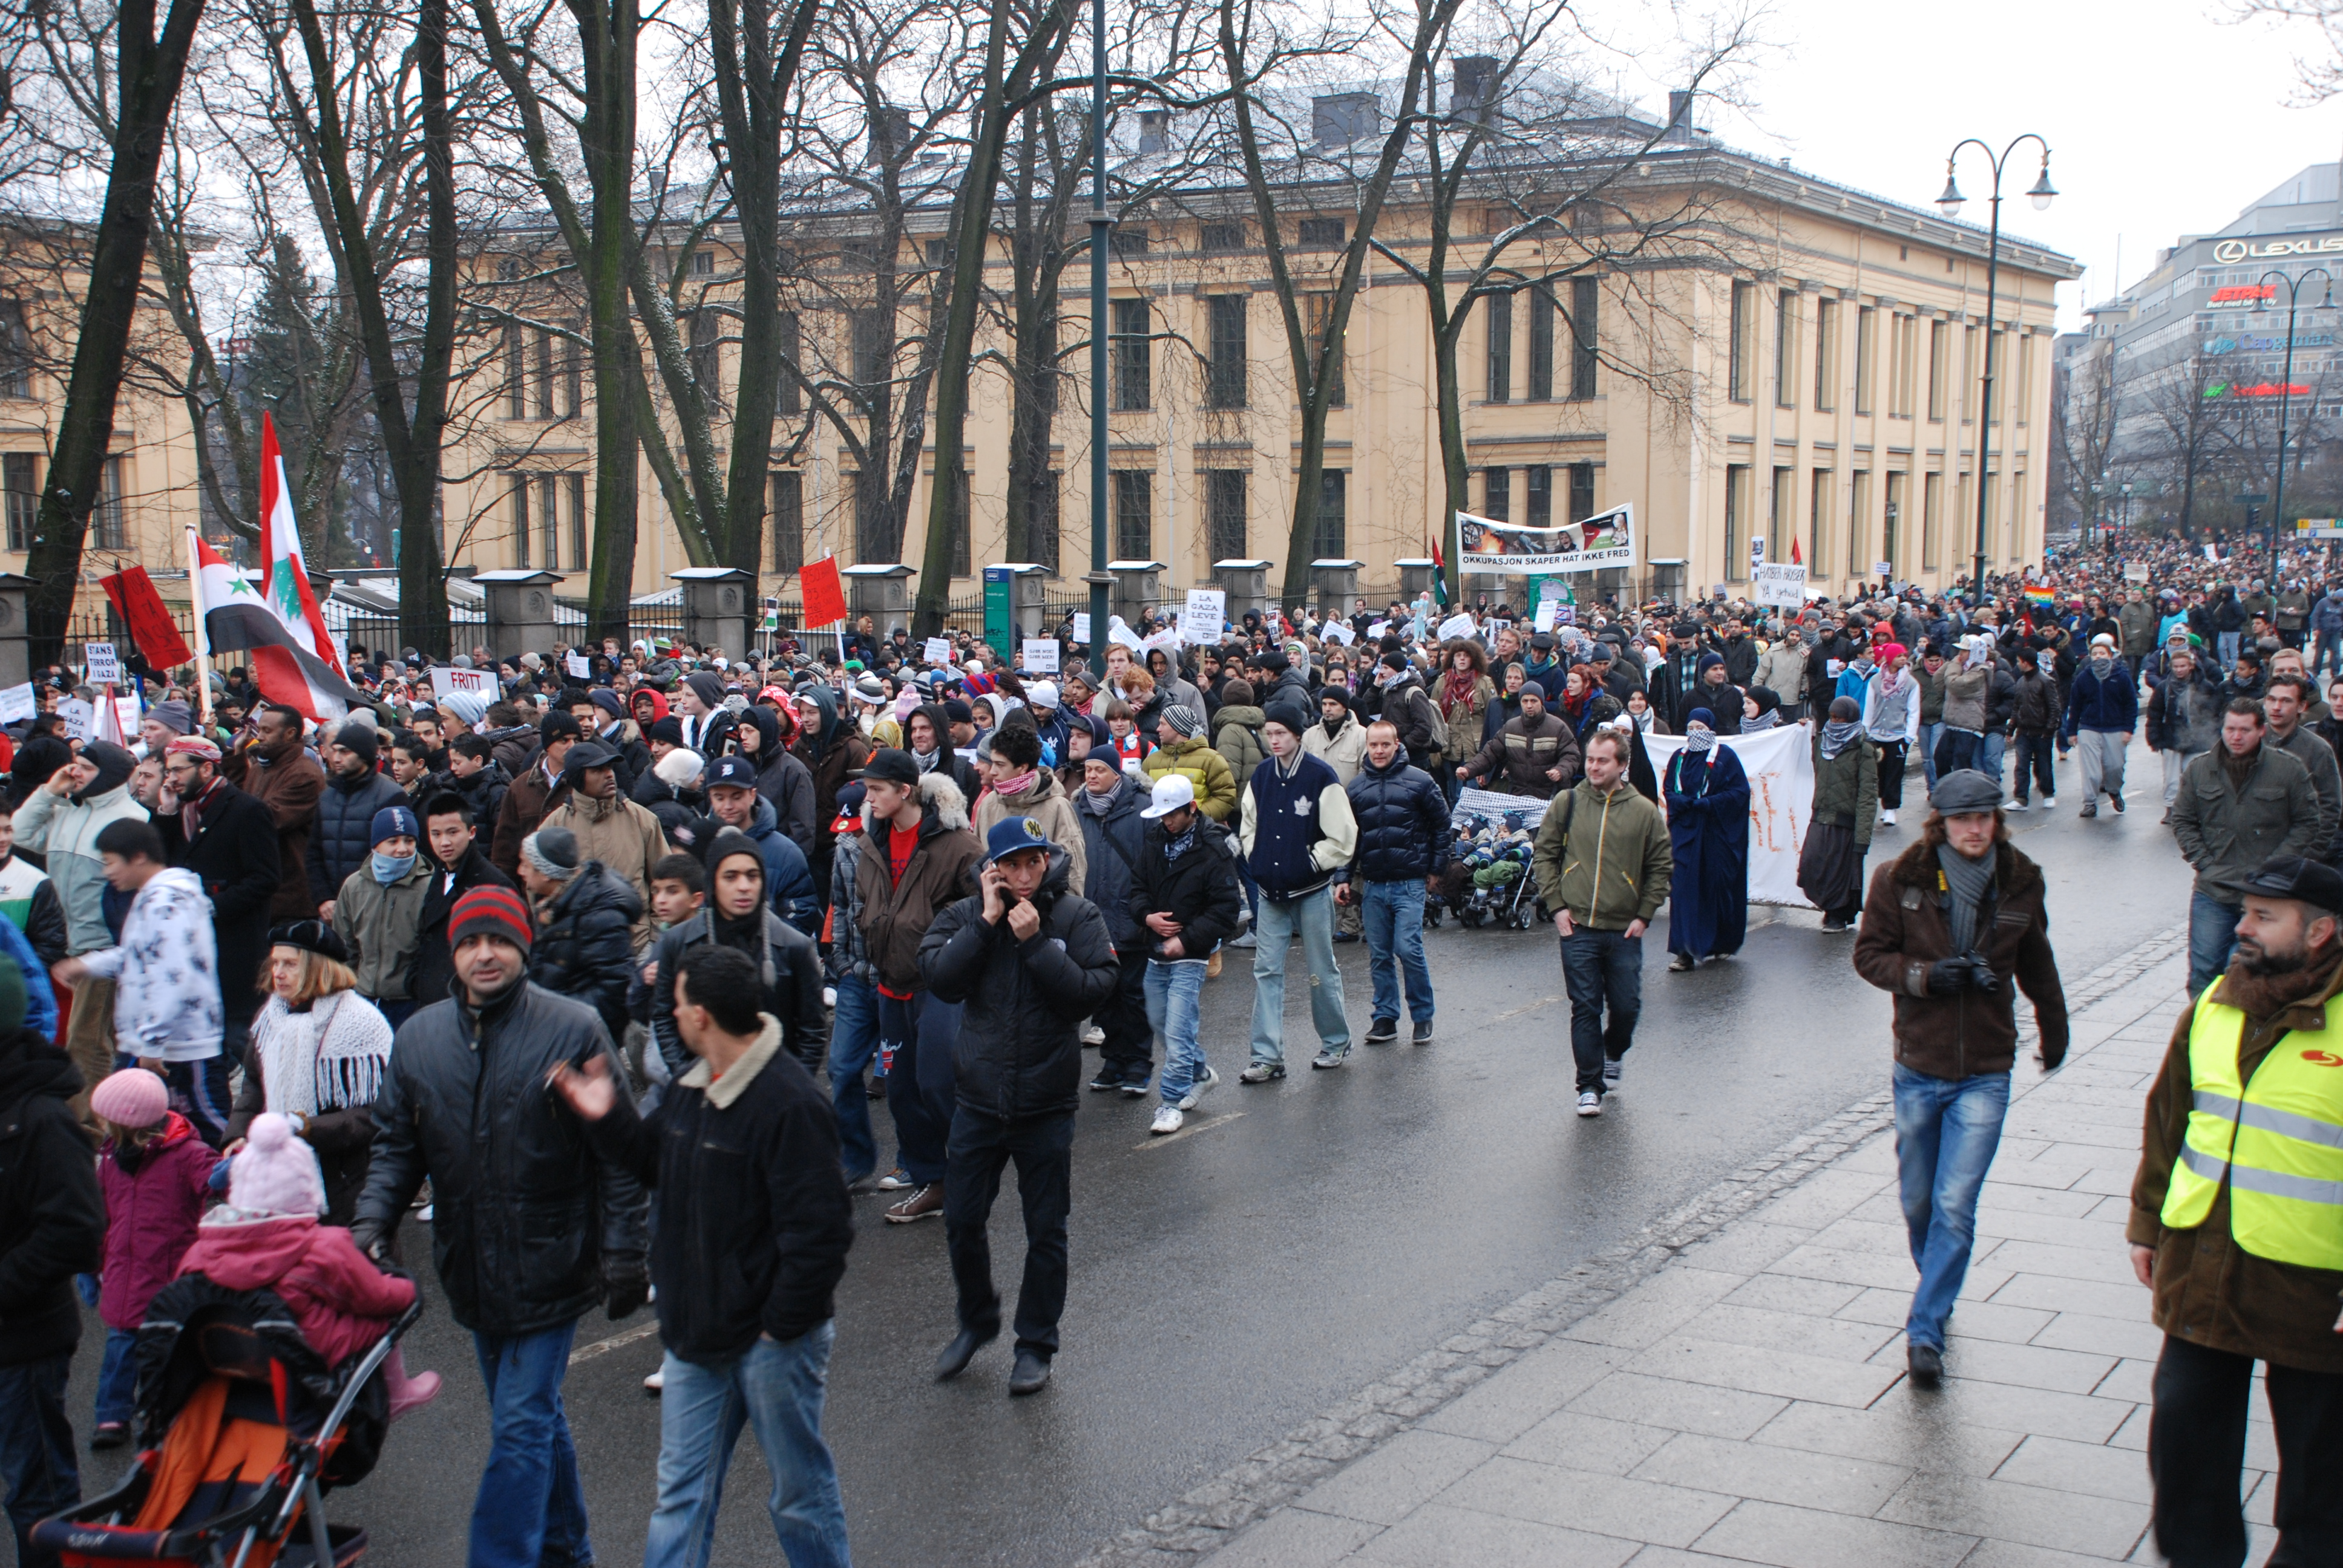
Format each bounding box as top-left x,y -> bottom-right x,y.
1640,722 -> 1818,909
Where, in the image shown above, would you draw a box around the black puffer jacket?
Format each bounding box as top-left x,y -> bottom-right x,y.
528,861 -> 643,1044
1127,815 -> 1243,960
0,1028 -> 101,1365
736,707 -> 818,856
1073,773 -> 1149,949
645,906 -> 829,1075
442,761 -> 511,835
354,982 -> 647,1337
632,768 -> 701,843
309,768 -> 409,907
408,841 -> 517,1009
1341,753 -> 1452,884
918,851 -> 1119,1120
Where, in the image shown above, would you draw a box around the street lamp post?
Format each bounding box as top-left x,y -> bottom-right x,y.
2252,265 -> 2333,598
1936,134 -> 2056,599
1084,0 -> 1111,676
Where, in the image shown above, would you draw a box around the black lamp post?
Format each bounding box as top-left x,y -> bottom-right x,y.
2251,265 -> 2333,598
1936,134 -> 2056,599
1084,0 -> 1111,676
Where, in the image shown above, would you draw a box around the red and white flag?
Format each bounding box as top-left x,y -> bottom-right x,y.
191,536 -> 365,722
257,413 -> 347,680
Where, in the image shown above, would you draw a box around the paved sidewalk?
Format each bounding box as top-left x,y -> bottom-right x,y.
1089,927 -> 2263,1568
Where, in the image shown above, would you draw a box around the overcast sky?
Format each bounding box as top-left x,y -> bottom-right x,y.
1652,0 -> 2342,328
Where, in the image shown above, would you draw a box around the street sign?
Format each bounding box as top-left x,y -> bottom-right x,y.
2238,493 -> 2270,505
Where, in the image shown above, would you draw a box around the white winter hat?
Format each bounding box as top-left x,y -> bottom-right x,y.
654,748 -> 705,789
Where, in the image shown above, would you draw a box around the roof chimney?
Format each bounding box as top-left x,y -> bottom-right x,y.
1451,57 -> 1498,125
1312,93 -> 1382,149
1663,90 -> 1696,145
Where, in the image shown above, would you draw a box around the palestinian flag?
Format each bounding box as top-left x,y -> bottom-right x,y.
192,536 -> 365,722
1430,537 -> 1450,607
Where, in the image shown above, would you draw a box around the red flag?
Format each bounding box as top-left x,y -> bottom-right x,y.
801,555 -> 847,629
1790,537 -> 1803,566
98,564 -> 194,670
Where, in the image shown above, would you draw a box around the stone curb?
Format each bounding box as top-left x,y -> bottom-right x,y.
1072,923 -> 2187,1567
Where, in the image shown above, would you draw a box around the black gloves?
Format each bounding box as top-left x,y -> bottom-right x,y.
1926,958 -> 1975,996
602,1256 -> 650,1321
350,1224 -> 385,1261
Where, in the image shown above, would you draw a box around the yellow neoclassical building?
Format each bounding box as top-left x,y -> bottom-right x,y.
444,136 -> 2077,615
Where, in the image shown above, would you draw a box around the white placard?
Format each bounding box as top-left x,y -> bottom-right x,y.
1749,537 -> 1768,566
565,651 -> 591,678
1872,560 -> 1892,579
1642,724 -> 1818,909
429,667 -> 500,698
1322,619 -> 1355,646
1366,619 -> 1389,640
2125,563 -> 2151,583
923,637 -> 952,665
84,643 -> 120,684
59,697 -> 93,741
0,683 -> 34,724
1181,589 -> 1226,645
1437,612 -> 1477,642
114,696 -> 140,739
1108,617 -> 1145,652
1020,638 -> 1060,673
1072,613 -> 1092,644
1752,563 -> 1809,609
1533,601 -> 1559,632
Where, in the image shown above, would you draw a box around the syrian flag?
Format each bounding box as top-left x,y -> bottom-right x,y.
256,413 -> 348,681
192,536 -> 366,722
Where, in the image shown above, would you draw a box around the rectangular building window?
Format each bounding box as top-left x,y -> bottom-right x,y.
0,300 -> 31,399
1953,472 -> 1973,572
1883,471 -> 1906,573
540,475 -> 563,569
1029,477 -> 1061,575
511,474 -> 531,568
851,309 -> 888,388
1110,227 -> 1150,259
1774,290 -> 1798,408
1959,325 -> 1977,423
1814,297 -> 1838,413
1314,469 -> 1346,557
1112,298 -> 1150,411
1568,277 -> 1598,400
1486,290 -> 1512,402
1853,306 -> 1875,414
1207,295 -> 1247,409
1297,217 -> 1344,248
91,457 -> 125,551
1568,462 -> 1594,524
562,322 -> 582,418
778,312 -> 802,416
1207,469 -> 1247,561
771,471 -> 803,572
1809,468 -> 1831,572
1484,466 -> 1509,521
1724,465 -> 1750,581
1890,313 -> 1917,417
536,328 -> 555,419
1525,465 -> 1552,529
1984,329 -> 2003,426
2007,470 -> 2025,561
2013,333 -> 2033,426
506,324 -> 526,419
1113,469 -> 1152,559
1305,293 -> 1345,406
1927,320 -> 1949,422
1728,281 -> 1755,402
569,474 -> 586,570
2,452 -> 36,550
1770,466 -> 1794,561
1527,287 -> 1555,400
1847,469 -> 1871,578
1201,223 -> 1244,253
1921,471 -> 1944,570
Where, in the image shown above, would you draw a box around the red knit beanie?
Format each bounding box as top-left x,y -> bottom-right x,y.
449,886 -> 534,953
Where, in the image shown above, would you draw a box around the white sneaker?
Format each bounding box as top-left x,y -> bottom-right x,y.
643,1369 -> 664,1394
1150,1105 -> 1184,1135
2042,797 -> 2057,808
418,1204 -> 434,1223
2007,800 -> 2028,812
1576,1090 -> 1602,1117
1879,809 -> 1896,826
1178,1065 -> 1219,1111
1228,932 -> 1257,949
1080,1022 -> 1106,1046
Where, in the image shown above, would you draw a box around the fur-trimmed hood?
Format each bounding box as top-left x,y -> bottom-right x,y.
862,768 -> 969,834
1886,835 -> 2042,899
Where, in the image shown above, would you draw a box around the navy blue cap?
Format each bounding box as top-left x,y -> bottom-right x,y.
369,805 -> 419,845
706,755 -> 759,792
983,815 -> 1058,865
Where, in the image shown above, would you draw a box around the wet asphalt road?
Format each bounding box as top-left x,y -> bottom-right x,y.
54,740 -> 2197,1568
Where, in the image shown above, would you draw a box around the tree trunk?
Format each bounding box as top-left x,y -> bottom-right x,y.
577,0 -> 641,642
25,0 -> 211,661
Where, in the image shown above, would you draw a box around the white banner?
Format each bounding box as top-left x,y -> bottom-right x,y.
1020,638 -> 1060,673
1453,503 -> 1634,574
565,651 -> 591,679
430,667 -> 499,698
1752,563 -> 1809,609
1642,723 -> 1818,909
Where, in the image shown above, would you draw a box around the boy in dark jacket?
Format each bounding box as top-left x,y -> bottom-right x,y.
1129,774 -> 1243,1132
1339,719 -> 1450,1044
918,818 -> 1119,1396
1073,757 -> 1154,1096
549,944 -> 852,1567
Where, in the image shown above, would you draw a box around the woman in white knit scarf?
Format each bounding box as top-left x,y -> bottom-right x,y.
224,920 -> 395,1226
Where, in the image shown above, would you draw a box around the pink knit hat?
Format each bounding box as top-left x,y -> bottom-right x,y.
229,1114 -> 327,1218
90,1068 -> 168,1130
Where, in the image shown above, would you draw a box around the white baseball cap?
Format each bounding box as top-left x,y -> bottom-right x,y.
1140,773 -> 1196,820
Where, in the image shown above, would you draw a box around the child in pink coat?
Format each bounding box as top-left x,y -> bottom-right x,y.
90,1068 -> 225,1448
175,1112 -> 440,1420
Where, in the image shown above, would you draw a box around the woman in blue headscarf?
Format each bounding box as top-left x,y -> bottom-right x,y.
1663,708 -> 1751,972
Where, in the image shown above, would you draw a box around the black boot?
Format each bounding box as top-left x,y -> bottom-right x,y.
935,1325 -> 997,1381
1008,1348 -> 1052,1395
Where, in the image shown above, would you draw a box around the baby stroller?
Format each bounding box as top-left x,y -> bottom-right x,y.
35,1272 -> 418,1567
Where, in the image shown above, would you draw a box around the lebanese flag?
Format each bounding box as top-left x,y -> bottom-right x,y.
192,536 -> 366,722
257,413 -> 347,680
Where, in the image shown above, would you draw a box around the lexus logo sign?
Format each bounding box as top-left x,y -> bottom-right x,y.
2213,233 -> 2343,264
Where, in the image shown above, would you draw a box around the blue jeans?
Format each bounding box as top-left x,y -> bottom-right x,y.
2220,630 -> 2241,671
1919,722 -> 1944,791
1933,728 -> 1980,780
470,1321 -> 592,1568
878,991 -> 962,1186
1360,880 -> 1434,1024
1560,927 -> 1642,1093
93,1327 -> 137,1429
2189,892 -> 2243,995
1893,1062 -> 2010,1351
1147,959 -> 1209,1105
0,1353 -> 78,1568
1976,730 -> 2006,783
641,1325 -> 851,1568
827,976 -> 881,1180
1249,886 -> 1348,1063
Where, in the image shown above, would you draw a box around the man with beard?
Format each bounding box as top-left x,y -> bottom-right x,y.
1852,769 -> 2068,1388
2175,702 -> 2327,994
154,736 -> 286,1072
222,703 -> 326,920
2128,855 -> 2343,1568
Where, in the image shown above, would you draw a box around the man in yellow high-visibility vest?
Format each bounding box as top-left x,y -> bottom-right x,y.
2130,854 -> 2343,1568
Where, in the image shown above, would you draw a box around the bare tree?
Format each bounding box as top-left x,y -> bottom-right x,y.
2132,354 -> 2243,535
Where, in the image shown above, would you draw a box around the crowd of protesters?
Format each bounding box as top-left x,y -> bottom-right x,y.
3,520 -> 2343,1566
